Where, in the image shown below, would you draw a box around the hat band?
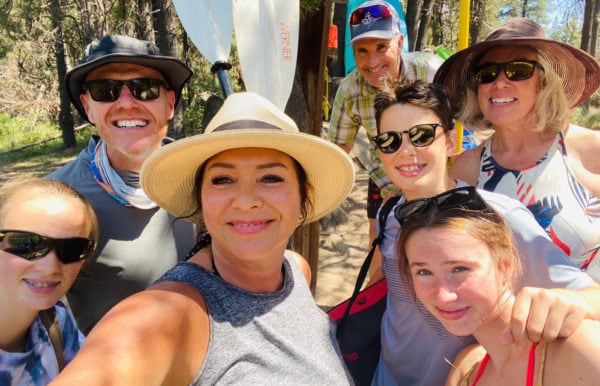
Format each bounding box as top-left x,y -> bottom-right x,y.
212,120 -> 282,132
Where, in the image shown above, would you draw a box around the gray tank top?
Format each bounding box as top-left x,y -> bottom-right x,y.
157,253 -> 354,385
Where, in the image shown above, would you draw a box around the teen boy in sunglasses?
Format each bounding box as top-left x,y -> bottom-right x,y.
370,79 -> 600,385
324,0 -> 443,283
46,35 -> 196,334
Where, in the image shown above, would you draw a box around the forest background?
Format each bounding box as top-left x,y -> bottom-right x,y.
1,0 -> 598,156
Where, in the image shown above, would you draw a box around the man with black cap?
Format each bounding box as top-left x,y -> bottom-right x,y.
324,0 -> 442,281
46,35 -> 196,334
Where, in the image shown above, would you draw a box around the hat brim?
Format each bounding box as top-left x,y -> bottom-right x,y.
140,130 -> 356,225
66,54 -> 193,122
347,30 -> 398,45
434,37 -> 600,108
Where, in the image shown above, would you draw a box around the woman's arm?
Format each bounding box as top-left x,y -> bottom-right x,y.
50,281 -> 209,386
449,146 -> 483,186
564,124 -> 600,197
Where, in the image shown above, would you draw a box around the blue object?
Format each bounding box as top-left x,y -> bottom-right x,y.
462,128 -> 477,150
344,0 -> 409,75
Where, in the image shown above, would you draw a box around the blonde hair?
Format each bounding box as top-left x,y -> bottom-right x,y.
0,177 -> 99,242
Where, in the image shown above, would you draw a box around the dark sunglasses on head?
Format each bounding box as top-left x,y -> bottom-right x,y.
0,230 -> 95,264
372,124 -> 442,154
350,4 -> 392,25
394,186 -> 487,225
473,60 -> 538,84
82,78 -> 168,102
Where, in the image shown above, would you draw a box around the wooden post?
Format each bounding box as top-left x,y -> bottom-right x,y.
290,0 -> 334,294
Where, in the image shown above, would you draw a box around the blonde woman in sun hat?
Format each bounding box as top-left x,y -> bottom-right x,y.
434,18 -> 600,282
49,92 -> 356,386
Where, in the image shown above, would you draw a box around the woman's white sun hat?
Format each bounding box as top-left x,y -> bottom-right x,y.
141,92 -> 355,224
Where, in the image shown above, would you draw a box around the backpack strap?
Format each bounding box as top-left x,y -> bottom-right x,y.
39,308 -> 65,372
338,195 -> 402,326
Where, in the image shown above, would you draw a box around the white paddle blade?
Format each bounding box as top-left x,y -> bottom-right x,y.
173,0 -> 233,64
233,0 -> 299,111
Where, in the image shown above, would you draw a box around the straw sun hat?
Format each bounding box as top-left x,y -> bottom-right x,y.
434,18 -> 600,108
141,92 -> 355,224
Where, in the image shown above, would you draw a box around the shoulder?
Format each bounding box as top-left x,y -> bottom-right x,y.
450,146 -> 483,185
546,319 -> 600,384
562,125 -> 600,196
286,249 -> 311,285
402,51 -> 444,78
446,344 -> 486,386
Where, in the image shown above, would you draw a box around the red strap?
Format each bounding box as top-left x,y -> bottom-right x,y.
526,342 -> 537,386
470,353 -> 490,385
471,343 -> 536,386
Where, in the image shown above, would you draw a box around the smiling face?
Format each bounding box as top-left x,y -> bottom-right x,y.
0,193 -> 91,314
378,103 -> 456,200
81,63 -> 176,172
476,46 -> 540,131
200,148 -> 303,263
405,226 -> 505,336
353,35 -> 402,88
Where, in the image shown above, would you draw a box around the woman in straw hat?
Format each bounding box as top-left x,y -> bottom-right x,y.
50,92 -> 356,385
395,197 -> 600,386
434,18 -> 600,282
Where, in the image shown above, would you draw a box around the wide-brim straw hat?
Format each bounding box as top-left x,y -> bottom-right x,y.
434,18 -> 600,108
141,92 -> 355,225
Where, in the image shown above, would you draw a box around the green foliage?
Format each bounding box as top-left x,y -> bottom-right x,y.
0,112 -> 62,152
0,122 -> 95,166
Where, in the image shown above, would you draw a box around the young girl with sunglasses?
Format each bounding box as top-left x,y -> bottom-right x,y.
369,79 -> 600,385
396,198 -> 600,385
434,18 -> 600,282
0,178 -> 98,385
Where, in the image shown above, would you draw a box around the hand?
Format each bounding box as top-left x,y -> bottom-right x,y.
507,287 -> 590,346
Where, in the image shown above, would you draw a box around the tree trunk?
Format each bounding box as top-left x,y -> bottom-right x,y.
405,0 -> 424,51
50,0 -> 76,148
415,0 -> 435,50
291,0 -> 332,294
581,0 -> 594,52
152,0 -> 184,138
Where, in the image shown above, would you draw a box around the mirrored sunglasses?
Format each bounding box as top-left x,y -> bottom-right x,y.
473,60 -> 538,84
394,186 -> 487,225
372,124 -> 442,154
350,4 -> 392,25
0,230 -> 95,264
82,78 -> 167,102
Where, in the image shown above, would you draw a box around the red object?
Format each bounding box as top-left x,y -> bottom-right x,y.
328,24 -> 338,49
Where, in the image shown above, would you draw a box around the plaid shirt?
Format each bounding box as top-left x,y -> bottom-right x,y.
326,51 -> 443,197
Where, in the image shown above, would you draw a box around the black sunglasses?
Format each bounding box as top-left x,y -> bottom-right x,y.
350,4 -> 392,25
394,186 -> 487,224
0,230 -> 95,264
372,124 -> 442,154
82,78 -> 168,102
473,60 -> 538,84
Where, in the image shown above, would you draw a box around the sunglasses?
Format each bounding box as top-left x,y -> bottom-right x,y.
473,60 -> 538,84
394,186 -> 487,225
372,124 -> 442,154
0,230 -> 95,264
82,78 -> 167,102
350,4 -> 392,25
